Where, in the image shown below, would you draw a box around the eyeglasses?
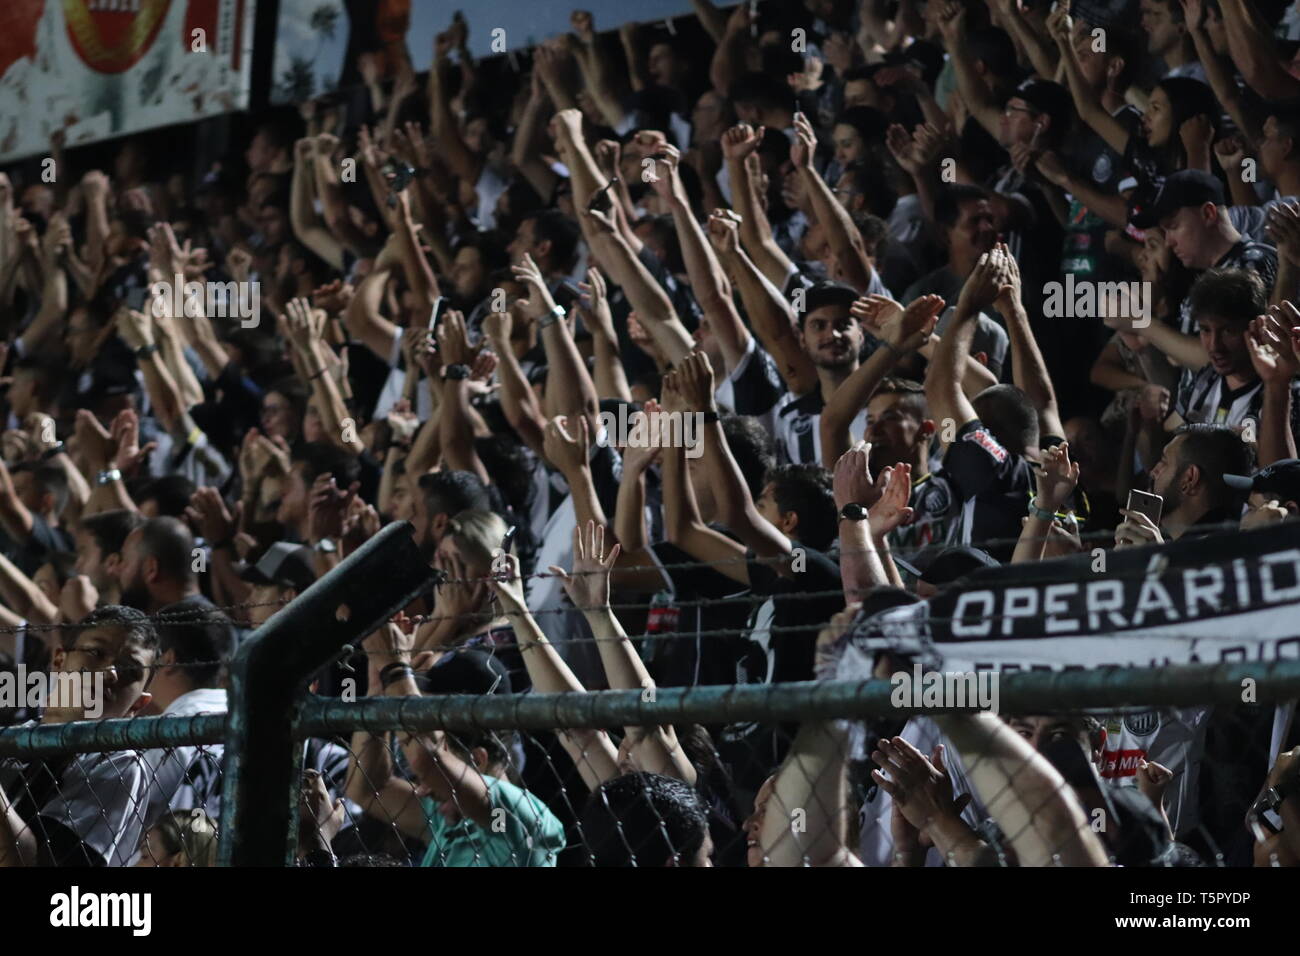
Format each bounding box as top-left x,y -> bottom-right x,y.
1003,104 -> 1039,118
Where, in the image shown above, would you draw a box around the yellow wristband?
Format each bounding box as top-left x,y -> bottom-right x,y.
187,426 -> 203,446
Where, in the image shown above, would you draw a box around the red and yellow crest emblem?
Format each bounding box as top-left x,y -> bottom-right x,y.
63,0 -> 171,74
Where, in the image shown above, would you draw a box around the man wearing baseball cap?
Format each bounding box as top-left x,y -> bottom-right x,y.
1226,459 -> 1300,529
1131,170 -> 1278,344
241,541 -> 318,627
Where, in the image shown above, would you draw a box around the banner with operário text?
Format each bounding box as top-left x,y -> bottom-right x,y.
840,522 -> 1300,675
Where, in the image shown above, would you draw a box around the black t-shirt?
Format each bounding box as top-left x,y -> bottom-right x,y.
650,538 -> 754,689
925,420 -> 1035,562
716,545 -> 844,804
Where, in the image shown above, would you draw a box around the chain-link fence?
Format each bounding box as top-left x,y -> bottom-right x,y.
3,663 -> 1299,867
2,522 -> 1299,867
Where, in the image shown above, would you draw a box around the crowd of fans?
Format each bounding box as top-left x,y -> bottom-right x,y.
1,0 -> 1299,868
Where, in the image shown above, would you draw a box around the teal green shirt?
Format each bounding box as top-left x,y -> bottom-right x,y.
420,776 -> 564,867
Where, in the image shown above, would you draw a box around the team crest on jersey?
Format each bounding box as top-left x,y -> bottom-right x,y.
1092,152 -> 1113,185
1123,710 -> 1161,737
962,428 -> 1008,463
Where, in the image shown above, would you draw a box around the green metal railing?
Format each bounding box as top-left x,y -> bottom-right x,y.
3,514 -> 1300,864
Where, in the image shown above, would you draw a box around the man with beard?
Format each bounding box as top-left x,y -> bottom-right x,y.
1115,422 -> 1252,546
773,282 -> 871,464
116,518 -> 237,646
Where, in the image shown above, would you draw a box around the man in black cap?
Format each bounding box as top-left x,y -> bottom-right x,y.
1132,169 -> 1278,348
1227,458 -> 1300,528
241,541 -> 318,628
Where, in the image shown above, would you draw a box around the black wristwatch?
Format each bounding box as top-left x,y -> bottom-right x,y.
840,503 -> 869,521
135,342 -> 160,359
442,363 -> 471,381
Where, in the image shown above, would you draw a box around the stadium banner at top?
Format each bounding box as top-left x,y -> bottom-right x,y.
0,0 -> 255,163
271,0 -> 700,104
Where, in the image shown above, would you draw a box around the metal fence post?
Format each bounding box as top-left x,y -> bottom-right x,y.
216,521 -> 436,866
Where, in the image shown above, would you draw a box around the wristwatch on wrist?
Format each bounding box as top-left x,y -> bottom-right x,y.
700,410 -> 721,424
96,468 -> 122,486
40,441 -> 65,461
537,304 -> 565,330
314,538 -> 337,554
441,363 -> 471,381
135,342 -> 160,359
1028,497 -> 1057,521
839,503 -> 869,521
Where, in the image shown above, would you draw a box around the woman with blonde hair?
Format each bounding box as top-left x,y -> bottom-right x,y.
134,809 -> 219,867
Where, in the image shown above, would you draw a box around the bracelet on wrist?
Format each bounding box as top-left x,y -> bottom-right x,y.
307,366 -> 329,381
379,661 -> 415,688
1028,497 -> 1058,521
135,342 -> 160,359
39,441 -> 65,461
537,304 -> 565,330
96,468 -> 122,486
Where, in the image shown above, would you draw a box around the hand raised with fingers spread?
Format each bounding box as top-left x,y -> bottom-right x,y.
548,519 -> 621,611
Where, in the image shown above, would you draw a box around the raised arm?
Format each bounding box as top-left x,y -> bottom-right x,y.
289,138 -> 345,271
722,125 -> 799,288
934,712 -> 1111,866
677,351 -> 789,567
512,253 -> 599,428
487,554 -> 621,791
1045,7 -> 1131,155
831,444 -> 890,601
579,208 -> 694,366
925,255 -> 998,433
551,521 -> 697,784
651,147 -> 753,375
759,718 -> 861,866
822,295 -> 944,467
1247,309 -> 1300,465
483,308 -> 548,458
658,376 -> 750,586
708,210 -> 820,396
428,37 -> 484,185
581,268 -> 633,403
792,113 -> 876,293
936,3 -> 1004,140
511,70 -> 562,202
1217,0 -> 1300,100
341,240 -> 401,361
992,244 -> 1064,441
